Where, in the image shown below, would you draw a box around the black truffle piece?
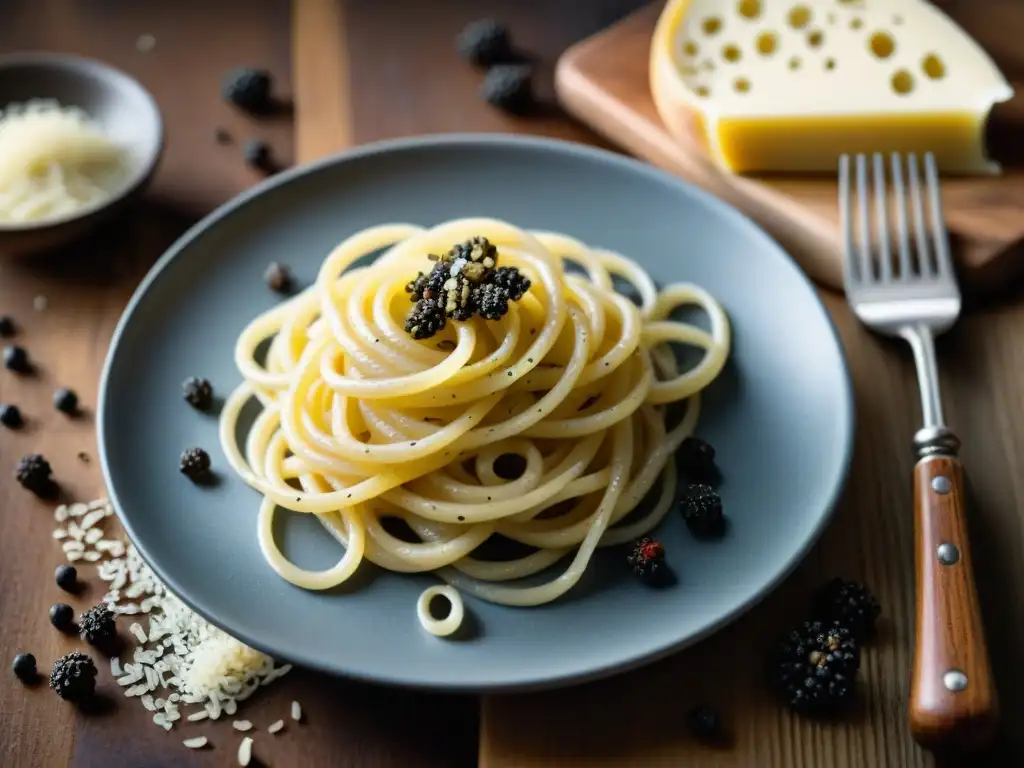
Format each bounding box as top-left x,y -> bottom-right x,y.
53,388 -> 78,415
179,447 -> 212,482
15,454 -> 54,497
686,706 -> 722,741
3,345 -> 30,373
243,139 -> 273,171
480,65 -> 533,114
677,436 -> 719,485
811,578 -> 882,641
182,377 -> 214,411
679,483 -> 725,538
221,67 -> 273,113
490,266 -> 530,300
0,403 -> 22,429
457,19 -> 513,66
79,604 -> 119,652
405,298 -> 448,340
49,652 -> 97,703
769,621 -> 861,715
627,537 -> 670,586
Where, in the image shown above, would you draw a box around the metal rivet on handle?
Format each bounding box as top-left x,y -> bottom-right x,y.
944,670 -> 968,692
937,543 -> 960,565
931,476 -> 951,494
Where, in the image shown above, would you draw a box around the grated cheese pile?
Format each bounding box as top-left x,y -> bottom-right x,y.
53,499 -> 293,732
0,99 -> 128,223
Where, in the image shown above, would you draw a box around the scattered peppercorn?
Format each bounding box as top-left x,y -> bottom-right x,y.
49,652 -> 97,703
53,388 -> 78,415
677,436 -> 720,485
15,453 -> 54,497
182,377 -> 214,411
221,67 -> 273,113
0,315 -> 15,337
3,344 -> 30,373
679,483 -> 725,537
0,403 -> 22,429
79,604 -> 119,651
55,564 -> 78,593
480,64 -> 534,114
456,19 -> 513,66
627,537 -> 670,585
214,126 -> 232,144
810,578 -> 882,641
769,620 -> 860,715
77,451 -> 90,464
12,652 -> 37,683
686,706 -> 722,741
264,261 -> 293,294
243,139 -> 273,171
49,603 -> 74,633
179,447 -> 212,481
405,298 -> 448,340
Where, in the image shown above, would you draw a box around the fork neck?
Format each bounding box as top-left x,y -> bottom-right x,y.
901,324 -> 960,459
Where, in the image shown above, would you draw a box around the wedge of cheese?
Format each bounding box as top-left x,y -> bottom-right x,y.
650,0 -> 1013,174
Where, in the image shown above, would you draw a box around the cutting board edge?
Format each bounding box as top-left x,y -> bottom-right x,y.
554,21 -> 847,291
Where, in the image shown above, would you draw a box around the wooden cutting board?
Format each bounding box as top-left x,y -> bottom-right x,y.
554,0 -> 1024,295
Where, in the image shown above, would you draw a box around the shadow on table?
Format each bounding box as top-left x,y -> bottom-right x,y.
3,195 -> 198,293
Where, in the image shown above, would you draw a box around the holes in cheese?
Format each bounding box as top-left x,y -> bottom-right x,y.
756,32 -> 778,55
788,5 -> 812,29
891,69 -> 914,95
651,0 -> 1014,173
923,54 -> 945,80
869,31 -> 895,59
738,0 -> 763,20
702,16 -> 722,35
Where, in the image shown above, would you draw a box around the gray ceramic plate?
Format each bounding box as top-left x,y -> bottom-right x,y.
98,135 -> 853,691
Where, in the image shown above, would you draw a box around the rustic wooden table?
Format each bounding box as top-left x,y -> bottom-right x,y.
3,1 -> 1023,767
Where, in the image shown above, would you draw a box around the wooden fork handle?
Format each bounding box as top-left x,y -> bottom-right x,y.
910,455 -> 998,749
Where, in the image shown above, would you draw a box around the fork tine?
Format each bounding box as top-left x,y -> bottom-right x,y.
855,154 -> 873,282
908,153 -> 934,277
838,154 -> 858,285
872,153 -> 893,282
924,152 -> 955,280
890,153 -> 913,280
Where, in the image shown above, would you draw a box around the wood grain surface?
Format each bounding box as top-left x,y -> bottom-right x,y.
910,457 -> 997,750
286,1 -> 1024,765
0,2 -> 476,767
554,0 -> 1024,296
3,1 -> 1023,767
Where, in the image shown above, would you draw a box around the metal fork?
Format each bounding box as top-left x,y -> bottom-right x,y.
839,152 -> 998,750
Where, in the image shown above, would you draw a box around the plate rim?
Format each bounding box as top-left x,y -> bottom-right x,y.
97,132 -> 856,692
